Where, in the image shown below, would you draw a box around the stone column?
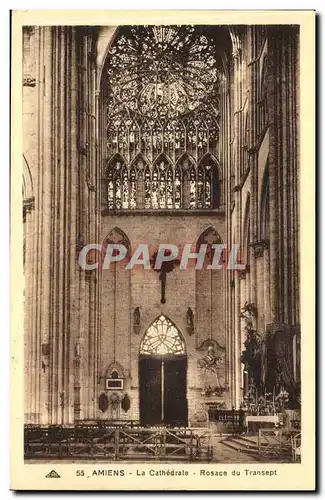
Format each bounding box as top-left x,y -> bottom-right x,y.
219,72 -> 231,398
38,26 -> 79,425
253,243 -> 266,332
232,44 -> 243,409
34,26 -> 52,424
267,29 -> 280,324
264,246 -> 271,326
23,199 -> 35,422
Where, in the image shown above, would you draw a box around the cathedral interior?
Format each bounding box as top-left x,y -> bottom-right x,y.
23,24 -> 300,432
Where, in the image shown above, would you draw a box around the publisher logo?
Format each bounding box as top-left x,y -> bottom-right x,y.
45,470 -> 61,478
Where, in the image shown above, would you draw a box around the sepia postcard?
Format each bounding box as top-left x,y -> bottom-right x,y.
10,9 -> 315,491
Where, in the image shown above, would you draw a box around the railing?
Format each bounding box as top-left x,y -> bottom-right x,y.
207,408 -> 246,435
24,425 -> 212,461
208,409 -> 245,426
75,419 -> 141,429
258,429 -> 300,461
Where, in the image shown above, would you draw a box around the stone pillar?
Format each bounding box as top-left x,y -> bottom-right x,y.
267,29 -> 280,324
232,43 -> 243,409
28,26 -> 79,425
33,26 -> 53,424
219,72 -> 231,396
264,246 -> 271,325
239,272 -> 247,395
253,243 -> 266,332
23,199 -> 35,422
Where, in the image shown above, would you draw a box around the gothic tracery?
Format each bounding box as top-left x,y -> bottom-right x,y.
104,26 -> 221,211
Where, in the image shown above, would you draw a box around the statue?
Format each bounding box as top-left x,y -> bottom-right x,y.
186,307 -> 194,336
198,344 -> 224,395
133,307 -> 141,335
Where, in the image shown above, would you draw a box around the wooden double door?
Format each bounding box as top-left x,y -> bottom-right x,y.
139,356 -> 188,426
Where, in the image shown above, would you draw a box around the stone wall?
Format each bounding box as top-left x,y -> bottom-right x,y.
97,213 -> 227,422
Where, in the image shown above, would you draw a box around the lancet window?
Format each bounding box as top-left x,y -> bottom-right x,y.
106,155 -> 219,210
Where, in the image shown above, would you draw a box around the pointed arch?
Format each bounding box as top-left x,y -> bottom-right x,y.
199,152 -> 222,180
196,226 -> 223,252
140,315 -> 186,356
198,153 -> 220,208
153,152 -> 173,168
196,225 -> 223,268
175,152 -> 196,168
228,26 -> 241,57
130,152 -> 150,170
195,226 -> 225,348
106,152 -> 126,171
96,26 -> 120,86
101,226 -> 132,379
104,361 -> 125,379
103,227 -> 130,251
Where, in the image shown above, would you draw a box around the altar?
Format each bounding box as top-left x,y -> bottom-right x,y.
245,415 -> 279,433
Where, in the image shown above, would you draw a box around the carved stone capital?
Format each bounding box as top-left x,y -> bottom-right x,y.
238,264 -> 250,280
23,76 -> 36,87
250,240 -> 269,259
84,269 -> 97,283
23,197 -> 35,222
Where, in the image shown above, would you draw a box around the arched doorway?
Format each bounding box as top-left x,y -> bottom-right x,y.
139,315 -> 188,426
